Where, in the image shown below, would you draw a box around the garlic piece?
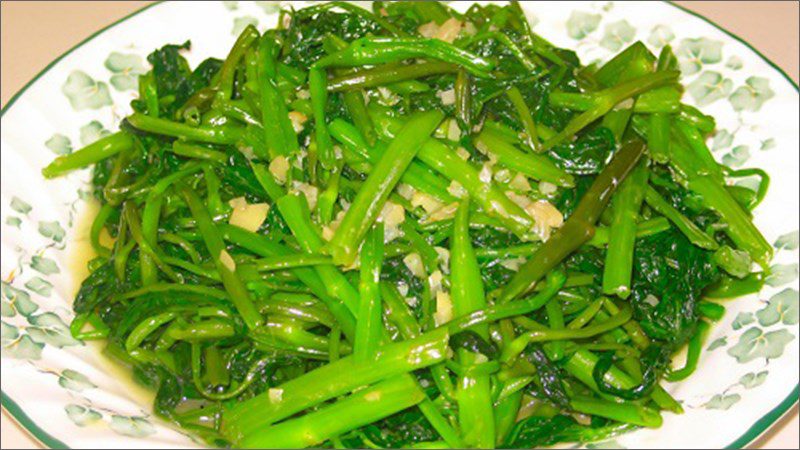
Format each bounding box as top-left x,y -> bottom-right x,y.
433,291 -> 453,326
219,250 -> 236,272
403,253 -> 426,278
228,197 -> 270,232
288,111 -> 308,133
269,156 -> 290,184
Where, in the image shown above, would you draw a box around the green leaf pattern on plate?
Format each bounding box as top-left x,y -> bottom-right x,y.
647,25 -> 674,48
2,330 -> 44,360
45,134 -> 73,155
11,197 -> 33,215
256,1 -> 281,15
1,283 -> 39,318
721,145 -> 749,168
727,327 -> 795,363
729,76 -> 774,112
756,289 -> 799,326
765,264 -> 799,288
712,129 -> 733,151
687,71 -> 732,106
725,56 -> 743,70
64,404 -> 102,427
62,71 -> 112,110
739,371 -> 768,389
104,52 -> 147,91
704,393 -> 741,410
732,312 -> 754,330
58,369 -> 97,392
677,37 -> 723,75
706,336 -> 727,351
566,11 -> 601,40
38,221 -> 66,242
26,313 -> 82,348
774,230 -> 799,251
31,256 -> 60,275
599,20 -> 635,52
759,138 -> 776,151
79,121 -> 111,146
232,16 -> 258,36
109,415 -> 157,438
24,277 -> 53,297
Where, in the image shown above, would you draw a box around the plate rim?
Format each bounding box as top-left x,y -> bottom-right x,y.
0,1 -> 797,448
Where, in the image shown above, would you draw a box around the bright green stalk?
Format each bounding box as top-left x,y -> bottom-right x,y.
327,61 -> 455,92
450,199 -> 489,336
252,318 -> 335,355
42,132 -> 133,178
690,176 -> 772,268
127,113 -> 243,144
601,107 -> 633,142
215,24 -> 260,102
169,141 -> 228,163
570,396 -> 662,428
276,193 -> 361,318
243,254 -> 332,272
550,88 -> 680,114
456,350 -> 496,449
219,224 -> 355,341
89,204 -> 114,258
451,200 -> 494,448
501,306 -> 633,362
250,161 -> 286,202
544,297 -> 566,360
494,390 -> 523,446
505,86 -> 540,152
371,112 -> 535,237
674,118 -> 725,184
328,110 -> 443,265
417,400 -> 465,449
328,118 -> 455,202
566,298 -> 605,330
323,34 -> 378,147
446,271 -> 565,334
222,327 -> 450,441
646,113 -> 671,164
644,186 -> 718,250
500,140 -> 646,302
455,70 -> 472,130
309,68 -> 335,168
238,375 -> 425,448
317,166 -> 342,224
666,321 -> 711,381
257,36 -> 298,157
603,160 -> 649,298
314,37 -> 494,78
139,71 -> 159,117
180,187 -> 262,330
541,71 -> 679,150
587,217 -> 671,247
564,349 -> 682,413
354,223 -> 385,363
475,128 -> 574,187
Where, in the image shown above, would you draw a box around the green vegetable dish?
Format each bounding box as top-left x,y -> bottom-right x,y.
43,1 -> 774,448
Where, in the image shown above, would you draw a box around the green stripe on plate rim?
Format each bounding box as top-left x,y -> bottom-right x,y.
0,1 -> 797,449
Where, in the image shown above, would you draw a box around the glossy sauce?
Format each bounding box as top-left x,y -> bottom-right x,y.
69,200 -> 155,406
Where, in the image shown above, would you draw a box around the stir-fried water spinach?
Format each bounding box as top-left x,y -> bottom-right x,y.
45,1 -> 773,448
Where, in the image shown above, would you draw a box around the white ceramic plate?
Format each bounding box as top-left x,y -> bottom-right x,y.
1,1 -> 798,448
